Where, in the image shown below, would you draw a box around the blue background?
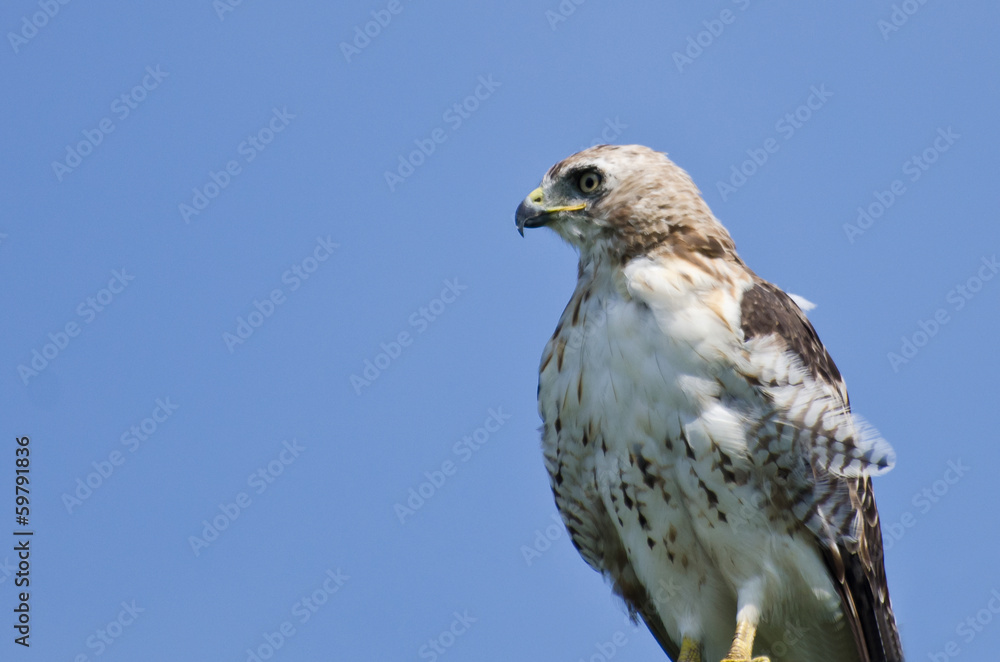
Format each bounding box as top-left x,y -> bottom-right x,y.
2,1 -> 998,660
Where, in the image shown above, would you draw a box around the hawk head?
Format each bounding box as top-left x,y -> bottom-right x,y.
516,144 -> 738,263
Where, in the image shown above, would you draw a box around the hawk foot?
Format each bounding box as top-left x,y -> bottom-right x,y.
678,636 -> 701,662
720,618 -> 769,662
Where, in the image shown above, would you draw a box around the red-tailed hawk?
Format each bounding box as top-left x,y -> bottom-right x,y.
515,145 -> 903,662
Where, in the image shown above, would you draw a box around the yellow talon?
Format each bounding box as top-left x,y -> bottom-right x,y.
720,618 -> 770,662
678,636 -> 701,662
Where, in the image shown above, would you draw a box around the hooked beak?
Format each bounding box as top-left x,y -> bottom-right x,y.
515,187 -> 586,237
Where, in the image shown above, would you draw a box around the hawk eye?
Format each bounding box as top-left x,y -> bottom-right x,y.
577,171 -> 602,194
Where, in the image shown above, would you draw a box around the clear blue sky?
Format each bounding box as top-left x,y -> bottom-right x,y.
2,1 -> 998,660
